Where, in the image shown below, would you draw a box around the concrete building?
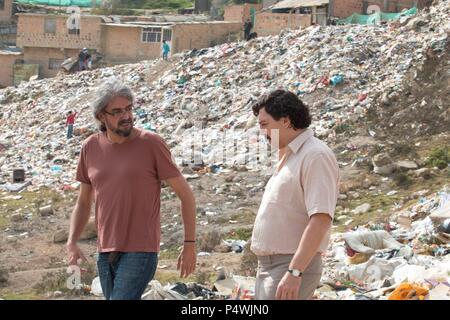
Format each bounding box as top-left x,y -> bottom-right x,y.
0,22 -> 16,46
0,0 -> 18,87
227,0 -> 430,37
265,0 -> 431,16
0,0 -> 16,46
101,20 -> 241,64
224,3 -> 263,24
0,48 -> 23,88
0,0 -> 13,23
16,13 -> 103,79
254,11 -> 312,37
267,0 -> 328,27
223,1 -> 328,37
0,13 -> 241,87
252,0 -> 328,37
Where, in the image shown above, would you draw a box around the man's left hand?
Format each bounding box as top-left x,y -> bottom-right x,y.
275,272 -> 302,300
177,243 -> 196,278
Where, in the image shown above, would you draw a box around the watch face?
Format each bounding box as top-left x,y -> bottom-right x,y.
289,269 -> 302,277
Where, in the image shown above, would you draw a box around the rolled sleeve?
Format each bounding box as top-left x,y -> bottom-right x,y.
301,151 -> 339,219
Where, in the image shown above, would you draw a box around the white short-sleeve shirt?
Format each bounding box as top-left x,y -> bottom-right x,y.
251,128 -> 340,255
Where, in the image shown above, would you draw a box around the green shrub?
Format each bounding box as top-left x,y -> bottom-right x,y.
426,147 -> 450,170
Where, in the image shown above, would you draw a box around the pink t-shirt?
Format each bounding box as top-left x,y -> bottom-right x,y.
76,129 -> 181,253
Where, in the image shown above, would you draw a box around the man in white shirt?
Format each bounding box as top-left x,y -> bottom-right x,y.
250,89 -> 340,300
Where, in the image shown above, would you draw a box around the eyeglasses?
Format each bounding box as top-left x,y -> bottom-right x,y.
103,105 -> 133,117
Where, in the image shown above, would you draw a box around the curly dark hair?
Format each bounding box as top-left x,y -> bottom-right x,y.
252,89 -> 312,129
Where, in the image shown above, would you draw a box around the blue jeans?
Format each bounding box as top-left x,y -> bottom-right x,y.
67,124 -> 73,139
96,252 -> 158,300
79,61 -> 86,71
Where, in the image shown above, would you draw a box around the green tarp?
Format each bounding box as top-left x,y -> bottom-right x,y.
338,7 -> 418,25
16,0 -> 102,7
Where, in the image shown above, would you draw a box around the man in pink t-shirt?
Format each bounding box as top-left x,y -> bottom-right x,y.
67,78 -> 197,300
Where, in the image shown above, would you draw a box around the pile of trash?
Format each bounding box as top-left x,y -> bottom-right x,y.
0,61 -> 157,191
319,187 -> 450,300
90,275 -> 256,300
141,281 -> 218,300
0,0 -> 448,191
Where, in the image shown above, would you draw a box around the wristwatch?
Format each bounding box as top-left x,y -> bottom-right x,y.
287,269 -> 303,277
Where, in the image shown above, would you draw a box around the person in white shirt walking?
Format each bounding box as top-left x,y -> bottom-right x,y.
250,89 -> 340,300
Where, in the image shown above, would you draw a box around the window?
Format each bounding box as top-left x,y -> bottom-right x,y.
299,7 -> 312,14
68,27 -> 80,35
0,0 -> 4,11
67,17 -> 80,35
49,58 -> 64,70
163,29 -> 172,42
0,25 -> 15,35
44,18 -> 56,34
142,27 -> 162,43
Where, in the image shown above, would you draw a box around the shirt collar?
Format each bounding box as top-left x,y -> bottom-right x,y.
287,128 -> 314,154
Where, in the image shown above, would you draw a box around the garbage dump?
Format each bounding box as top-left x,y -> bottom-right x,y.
0,0 -> 448,301
320,188 -> 450,300
1,0 -> 448,192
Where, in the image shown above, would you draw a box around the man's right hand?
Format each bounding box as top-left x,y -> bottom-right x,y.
66,242 -> 87,266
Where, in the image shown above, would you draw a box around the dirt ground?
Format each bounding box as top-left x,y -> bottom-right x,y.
0,130 -> 448,299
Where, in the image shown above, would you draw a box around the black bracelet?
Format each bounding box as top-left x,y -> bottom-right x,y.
184,240 -> 196,243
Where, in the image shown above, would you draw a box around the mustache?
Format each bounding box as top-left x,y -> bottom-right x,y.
118,120 -> 133,126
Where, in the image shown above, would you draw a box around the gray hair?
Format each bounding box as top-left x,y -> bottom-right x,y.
91,78 -> 135,131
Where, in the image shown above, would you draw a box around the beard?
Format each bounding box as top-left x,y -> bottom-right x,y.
105,118 -> 134,137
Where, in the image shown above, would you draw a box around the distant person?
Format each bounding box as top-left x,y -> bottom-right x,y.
244,18 -> 253,41
78,48 -> 91,71
162,40 -> 170,61
66,110 -> 78,139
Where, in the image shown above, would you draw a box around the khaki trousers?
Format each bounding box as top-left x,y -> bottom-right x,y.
255,253 -> 322,300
